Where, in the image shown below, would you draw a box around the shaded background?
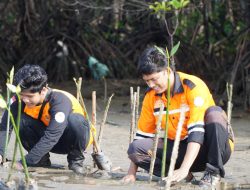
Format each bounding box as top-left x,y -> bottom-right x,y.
0,0 -> 249,107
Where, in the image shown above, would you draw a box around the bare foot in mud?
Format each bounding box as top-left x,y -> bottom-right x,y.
121,174 -> 136,184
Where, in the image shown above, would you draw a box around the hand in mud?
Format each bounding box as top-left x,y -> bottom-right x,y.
121,174 -> 136,184
14,161 -> 24,171
171,167 -> 189,182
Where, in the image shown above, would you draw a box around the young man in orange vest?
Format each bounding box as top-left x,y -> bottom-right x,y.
122,47 -> 234,188
0,64 -> 93,175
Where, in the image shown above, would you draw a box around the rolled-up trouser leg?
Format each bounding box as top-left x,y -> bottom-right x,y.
127,138 -> 187,177
191,106 -> 232,177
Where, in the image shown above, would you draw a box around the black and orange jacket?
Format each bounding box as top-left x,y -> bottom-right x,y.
0,89 -> 94,164
135,72 -> 216,144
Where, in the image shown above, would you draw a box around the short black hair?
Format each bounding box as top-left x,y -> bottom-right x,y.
137,46 -> 169,76
13,64 -> 48,93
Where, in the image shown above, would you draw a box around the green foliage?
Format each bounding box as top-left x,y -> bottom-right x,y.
149,0 -> 189,14
0,95 -> 7,109
170,41 -> 180,57
154,45 -> 165,56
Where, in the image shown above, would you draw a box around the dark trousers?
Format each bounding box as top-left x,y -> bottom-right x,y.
127,106 -> 232,177
19,113 -> 90,163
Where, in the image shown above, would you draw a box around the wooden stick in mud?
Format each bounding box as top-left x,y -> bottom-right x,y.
97,93 -> 114,146
92,91 -> 97,128
73,78 -> 101,153
226,83 -> 235,141
130,92 -> 137,143
164,104 -> 186,190
149,103 -> 164,183
129,87 -> 134,143
135,86 -> 140,131
92,91 -> 97,155
75,77 -> 82,101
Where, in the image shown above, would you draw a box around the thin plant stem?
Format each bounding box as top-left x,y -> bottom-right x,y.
3,68 -> 14,162
149,103 -> 164,183
161,49 -> 171,178
97,93 -> 114,146
165,104 -> 186,190
6,109 -> 29,182
3,88 -> 11,162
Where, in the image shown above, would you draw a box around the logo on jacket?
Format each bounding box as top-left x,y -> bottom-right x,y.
194,97 -> 204,107
55,112 -> 65,123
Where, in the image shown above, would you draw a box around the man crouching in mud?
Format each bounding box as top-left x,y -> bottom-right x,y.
122,46 -> 234,188
0,64 -> 94,175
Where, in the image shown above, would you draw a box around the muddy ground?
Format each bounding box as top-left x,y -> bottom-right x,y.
0,79 -> 250,190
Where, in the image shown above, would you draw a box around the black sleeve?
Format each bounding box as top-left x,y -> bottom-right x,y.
25,92 -> 72,165
0,96 -> 20,156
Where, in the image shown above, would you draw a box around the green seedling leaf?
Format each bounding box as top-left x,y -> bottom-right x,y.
181,0 -> 189,7
169,0 -> 182,9
6,83 -> 17,93
154,45 -> 165,56
170,41 -> 180,57
16,85 -> 21,94
0,95 -> 7,108
9,67 -> 14,84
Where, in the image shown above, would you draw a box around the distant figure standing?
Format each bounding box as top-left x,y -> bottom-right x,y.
0,64 -> 93,175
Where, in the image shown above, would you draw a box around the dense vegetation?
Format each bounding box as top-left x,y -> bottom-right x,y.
0,0 -> 249,104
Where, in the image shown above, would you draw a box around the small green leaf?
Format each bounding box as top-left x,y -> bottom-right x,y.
9,67 -> 14,84
0,95 -> 7,108
181,0 -> 189,7
169,0 -> 182,9
16,85 -> 21,93
154,45 -> 165,56
170,41 -> 180,57
165,47 -> 170,59
6,83 -> 17,93
149,5 -> 154,10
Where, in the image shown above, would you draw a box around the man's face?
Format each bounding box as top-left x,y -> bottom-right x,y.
20,88 -> 46,108
142,70 -> 168,94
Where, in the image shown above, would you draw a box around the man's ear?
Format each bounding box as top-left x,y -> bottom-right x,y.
40,87 -> 47,96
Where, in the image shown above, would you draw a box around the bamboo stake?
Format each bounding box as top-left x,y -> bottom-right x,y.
226,83 -> 235,141
149,103 -> 164,183
129,87 -> 134,143
92,91 -> 97,133
130,92 -> 137,143
135,86 -> 140,130
73,78 -> 101,153
92,91 -> 97,163
97,93 -> 114,146
164,104 -> 187,190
